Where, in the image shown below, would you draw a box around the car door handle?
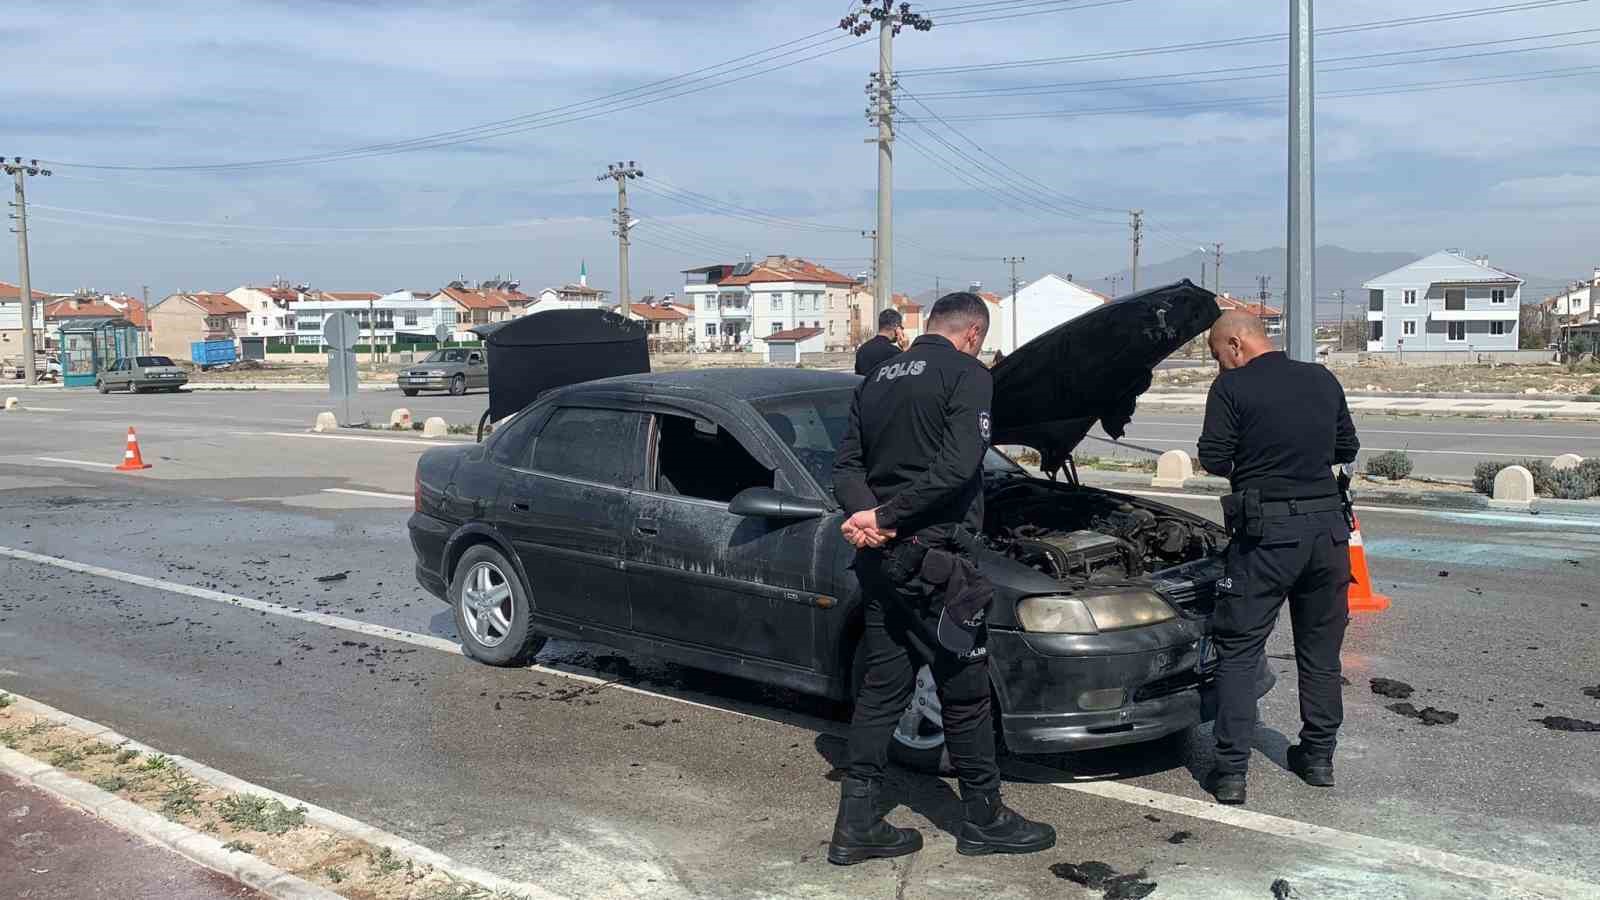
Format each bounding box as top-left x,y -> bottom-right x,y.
509,499 -> 532,512
635,518 -> 659,537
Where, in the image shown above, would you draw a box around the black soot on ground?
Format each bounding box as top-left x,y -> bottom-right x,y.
1271,877 -> 1296,899
1534,716 -> 1600,733
1387,702 -> 1459,725
1370,678 -> 1414,699
1050,861 -> 1158,899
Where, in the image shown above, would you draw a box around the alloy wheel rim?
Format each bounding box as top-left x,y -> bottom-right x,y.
460,561 -> 514,648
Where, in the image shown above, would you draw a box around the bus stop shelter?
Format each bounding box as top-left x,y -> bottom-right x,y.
57,316 -> 139,388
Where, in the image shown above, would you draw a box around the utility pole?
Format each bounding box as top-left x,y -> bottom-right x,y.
1257,275 -> 1271,322
368,296 -> 378,370
1213,242 -> 1224,295
1287,0 -> 1316,361
5,157 -> 50,386
1128,209 -> 1144,292
1003,256 -> 1025,353
141,284 -> 151,353
1107,274 -> 1123,298
599,161 -> 644,306
844,0 -> 933,318
1336,288 -> 1346,351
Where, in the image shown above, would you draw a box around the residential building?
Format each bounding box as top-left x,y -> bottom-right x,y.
44,293 -> 149,351
1215,294 -> 1284,334
846,283 -> 876,345
892,293 -> 924,341
527,263 -> 608,314
430,281 -> 522,334
1546,268 -> 1598,326
0,280 -> 51,357
621,299 -> 692,348
682,256 -> 857,350
985,273 -> 1109,355
1361,251 -> 1523,352
292,290 -> 461,348
148,292 -> 248,359
228,280 -> 308,341
758,326 -> 826,365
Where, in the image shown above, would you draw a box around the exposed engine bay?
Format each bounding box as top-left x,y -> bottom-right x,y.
983,481 -> 1224,584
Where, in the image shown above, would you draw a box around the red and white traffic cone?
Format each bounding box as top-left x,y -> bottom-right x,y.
115,426 -> 152,471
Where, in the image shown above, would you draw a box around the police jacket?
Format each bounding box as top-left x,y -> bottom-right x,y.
854,334 -> 901,376
834,334 -> 993,543
1197,351 -> 1360,500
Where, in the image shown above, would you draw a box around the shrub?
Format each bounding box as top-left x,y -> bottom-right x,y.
1365,450 -> 1414,481
1472,458 -> 1587,497
1589,382 -> 1600,396
1547,468 -> 1596,500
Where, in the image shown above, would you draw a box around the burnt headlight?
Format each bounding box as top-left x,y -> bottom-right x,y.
1016,590 -> 1176,634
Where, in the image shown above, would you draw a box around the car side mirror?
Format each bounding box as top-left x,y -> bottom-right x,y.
728,487 -> 828,520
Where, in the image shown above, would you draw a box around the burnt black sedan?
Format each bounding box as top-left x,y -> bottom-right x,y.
410,282 -> 1241,757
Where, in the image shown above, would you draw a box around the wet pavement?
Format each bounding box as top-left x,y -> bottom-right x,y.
0,773 -> 262,900
3,391 -> 1600,897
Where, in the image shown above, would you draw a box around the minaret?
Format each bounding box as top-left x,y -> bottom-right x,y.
580,260 -> 588,288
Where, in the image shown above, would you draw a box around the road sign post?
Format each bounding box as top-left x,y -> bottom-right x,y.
323,312 -> 360,426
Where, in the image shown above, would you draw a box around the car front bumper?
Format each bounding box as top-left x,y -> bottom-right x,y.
988,618 -> 1217,754
400,376 -> 450,390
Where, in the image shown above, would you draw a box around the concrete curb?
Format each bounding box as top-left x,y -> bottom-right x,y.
3,692 -> 562,900
0,745 -> 337,900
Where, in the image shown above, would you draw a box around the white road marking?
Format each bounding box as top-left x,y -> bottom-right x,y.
1005,762 -> 1600,899
33,456 -> 118,469
7,406 -> 71,412
1127,422 -> 1600,442
5,543 -> 1594,897
1101,436 -> 1566,458
241,431 -> 442,447
1114,489 -> 1600,528
0,545 -> 780,727
322,488 -> 414,502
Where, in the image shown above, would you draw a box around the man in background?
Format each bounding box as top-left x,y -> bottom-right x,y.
855,308 -> 904,376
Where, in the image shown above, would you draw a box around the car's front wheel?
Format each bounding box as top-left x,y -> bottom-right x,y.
401,388 -> 418,397
451,544 -> 545,666
96,380 -> 110,394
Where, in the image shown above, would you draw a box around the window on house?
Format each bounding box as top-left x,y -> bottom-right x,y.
1371,321 -> 1383,341
770,293 -> 784,310
1403,290 -> 1417,305
1491,289 -> 1506,304
404,311 -> 418,326
1447,321 -> 1466,341
1369,290 -> 1384,312
1490,321 -> 1508,336
652,414 -> 772,502
1402,320 -> 1416,337
770,322 -> 782,335
705,323 -> 717,337
1445,289 -> 1466,311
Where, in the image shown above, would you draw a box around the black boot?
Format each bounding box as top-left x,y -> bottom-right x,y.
1287,744 -> 1335,787
956,791 -> 1056,856
827,777 -> 923,866
1209,771 -> 1247,805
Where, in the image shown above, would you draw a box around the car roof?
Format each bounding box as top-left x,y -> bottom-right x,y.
569,368 -> 859,403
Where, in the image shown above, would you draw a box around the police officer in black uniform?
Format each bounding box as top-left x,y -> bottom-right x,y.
1197,311 -> 1361,805
854,308 -> 904,376
827,292 -> 1054,865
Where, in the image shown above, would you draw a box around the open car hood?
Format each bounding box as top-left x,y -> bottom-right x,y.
989,280 -> 1220,474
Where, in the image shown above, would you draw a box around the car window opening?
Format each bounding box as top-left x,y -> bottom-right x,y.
655,414 -> 772,502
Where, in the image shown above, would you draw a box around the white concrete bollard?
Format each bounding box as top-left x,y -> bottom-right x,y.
313,411 -> 339,433
389,408 -> 413,430
1552,453 -> 1584,471
421,416 -> 449,439
1491,464 -> 1535,509
3,397 -> 18,411
1151,449 -> 1195,489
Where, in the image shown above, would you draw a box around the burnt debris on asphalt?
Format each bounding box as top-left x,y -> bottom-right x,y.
1050,861 -> 1158,899
1370,677 -> 1415,699
1387,703 -> 1460,726
1534,716 -> 1600,733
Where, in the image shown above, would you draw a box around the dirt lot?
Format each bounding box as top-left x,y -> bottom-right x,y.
1156,361 -> 1600,396
185,351 -> 858,383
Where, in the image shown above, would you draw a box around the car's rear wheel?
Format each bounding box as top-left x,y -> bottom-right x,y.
448,374 -> 466,396
401,388 -> 418,397
451,544 -> 545,666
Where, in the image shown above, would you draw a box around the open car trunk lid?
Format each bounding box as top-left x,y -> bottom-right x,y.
989,280 -> 1220,474
474,310 -> 651,422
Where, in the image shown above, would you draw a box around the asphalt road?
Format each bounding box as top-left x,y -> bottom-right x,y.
3,392 -> 1600,898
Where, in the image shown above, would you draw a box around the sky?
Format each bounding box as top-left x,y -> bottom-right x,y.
5,0 -> 1598,303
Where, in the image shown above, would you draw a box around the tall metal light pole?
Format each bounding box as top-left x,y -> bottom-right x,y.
1337,288 -> 1346,351
1287,0 -> 1316,361
1003,256 -> 1025,353
1213,242 -> 1224,295
1128,210 -> 1144,292
599,161 -> 644,306
5,157 -> 50,386
843,0 -> 932,318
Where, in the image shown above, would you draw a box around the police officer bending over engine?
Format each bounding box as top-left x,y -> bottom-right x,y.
1197,311 -> 1361,805
828,292 -> 1054,865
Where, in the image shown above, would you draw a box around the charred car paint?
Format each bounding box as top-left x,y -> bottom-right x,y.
409,282 -> 1239,755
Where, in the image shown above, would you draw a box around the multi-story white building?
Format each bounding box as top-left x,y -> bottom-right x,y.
1362,251 -> 1523,352
227,281 -> 307,341
682,256 -> 856,350
291,290 -> 459,347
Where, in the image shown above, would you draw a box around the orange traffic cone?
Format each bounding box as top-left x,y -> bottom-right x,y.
115,426 -> 151,471
1346,513 -> 1390,613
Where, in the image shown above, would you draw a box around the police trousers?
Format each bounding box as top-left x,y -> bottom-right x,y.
1213,507 -> 1351,775
845,549 -> 1000,796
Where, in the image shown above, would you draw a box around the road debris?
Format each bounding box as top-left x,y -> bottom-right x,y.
1581,685 -> 1600,700
1370,678 -> 1415,699
1271,877 -> 1296,899
1534,716 -> 1600,733
1387,703 -> 1459,725
1050,861 -> 1157,899
1166,830 -> 1192,844
314,572 -> 349,583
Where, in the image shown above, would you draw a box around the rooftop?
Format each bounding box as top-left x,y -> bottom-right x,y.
1364,251 -> 1524,288
626,302 -> 688,321
760,326 -> 825,342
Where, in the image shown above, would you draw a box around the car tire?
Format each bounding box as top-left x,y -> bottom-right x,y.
96,380 -> 110,394
401,389 -> 419,397
451,544 -> 545,667
448,374 -> 467,396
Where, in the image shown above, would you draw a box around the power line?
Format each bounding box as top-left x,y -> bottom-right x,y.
41,31 -> 868,172
28,203 -> 588,233
898,0 -> 1591,76
634,178 -> 862,234
933,0 -> 1137,27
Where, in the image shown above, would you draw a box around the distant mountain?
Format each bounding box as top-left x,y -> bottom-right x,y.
1103,246 -> 1424,320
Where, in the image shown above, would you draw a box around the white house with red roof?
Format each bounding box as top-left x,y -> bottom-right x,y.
682,255 -> 857,350
986,273 -> 1110,355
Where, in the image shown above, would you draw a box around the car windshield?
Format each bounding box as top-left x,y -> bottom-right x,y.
423,349 -> 468,363
136,356 -> 174,367
750,389 -> 1023,496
